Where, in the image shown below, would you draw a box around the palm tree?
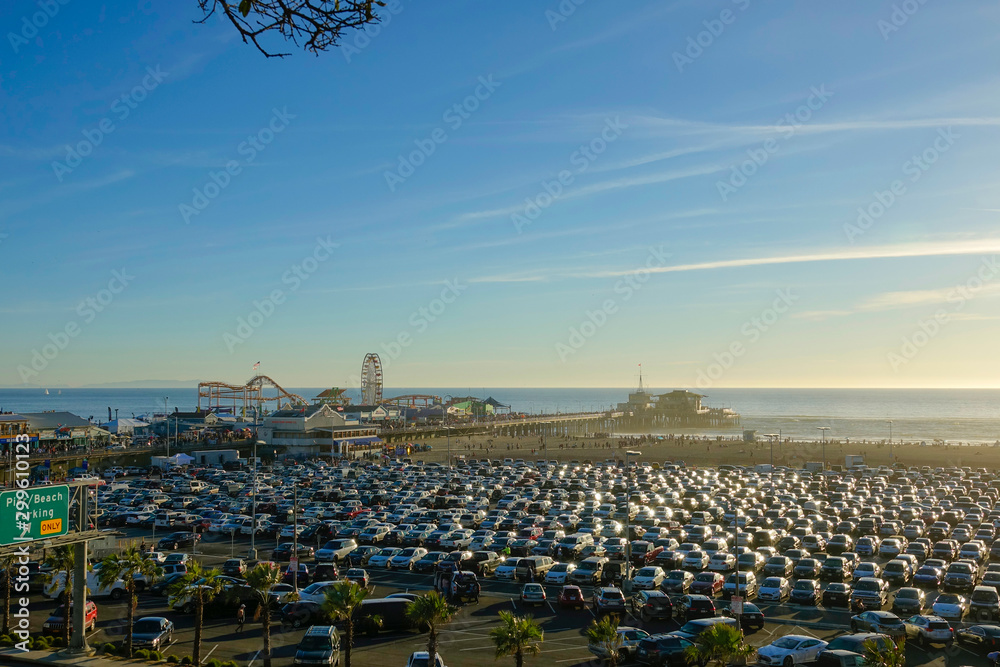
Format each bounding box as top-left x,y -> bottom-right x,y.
168,561 -> 226,665
862,637 -> 906,667
245,562 -> 282,667
489,611 -> 544,667
98,547 -> 162,658
407,591 -> 457,667
683,623 -> 756,667
42,546 -> 76,648
322,580 -> 370,667
585,614 -> 624,667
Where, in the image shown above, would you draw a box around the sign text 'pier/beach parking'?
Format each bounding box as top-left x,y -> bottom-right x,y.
0,485 -> 70,546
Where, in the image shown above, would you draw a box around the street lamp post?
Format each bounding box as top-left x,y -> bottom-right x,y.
623,450 -> 641,595
817,427 -> 830,485
162,397 -> 169,456
887,420 -> 893,463
763,434 -> 779,498
251,439 -> 263,560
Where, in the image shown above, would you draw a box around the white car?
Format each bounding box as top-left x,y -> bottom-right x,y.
683,550 -> 709,570
757,576 -> 791,602
298,581 -> 341,605
756,635 -> 829,666
406,652 -> 445,667
390,547 -> 428,570
632,566 -> 666,590
707,553 -> 736,572
544,562 -> 576,584
931,593 -> 967,621
469,536 -> 494,551
366,548 -> 403,569
854,562 -> 882,580
495,558 -> 521,581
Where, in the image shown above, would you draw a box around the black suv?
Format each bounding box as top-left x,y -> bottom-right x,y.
676,594 -> 716,621
632,590 -> 673,621
636,633 -> 694,667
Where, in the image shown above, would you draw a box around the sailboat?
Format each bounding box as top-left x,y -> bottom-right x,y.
44,389 -> 49,395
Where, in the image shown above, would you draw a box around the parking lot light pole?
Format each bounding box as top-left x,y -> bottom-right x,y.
763,434 -> 779,499
624,450 -> 641,594
887,420 -> 893,463
293,484 -> 299,592
251,439 -> 263,561
817,427 -> 830,488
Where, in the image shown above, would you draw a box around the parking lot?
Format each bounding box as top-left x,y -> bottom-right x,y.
19,458 -> 1000,667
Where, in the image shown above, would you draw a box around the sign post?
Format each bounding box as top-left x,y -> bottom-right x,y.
0,485 -> 71,545
731,595 -> 743,616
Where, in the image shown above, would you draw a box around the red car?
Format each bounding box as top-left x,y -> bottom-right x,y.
690,572 -> 725,596
558,585 -> 586,610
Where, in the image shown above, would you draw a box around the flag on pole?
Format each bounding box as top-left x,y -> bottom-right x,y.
253,361 -> 260,371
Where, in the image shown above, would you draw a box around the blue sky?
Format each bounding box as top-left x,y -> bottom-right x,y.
3,0 -> 1000,389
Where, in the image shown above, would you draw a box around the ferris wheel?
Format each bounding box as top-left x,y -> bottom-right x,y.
361,353 -> 383,405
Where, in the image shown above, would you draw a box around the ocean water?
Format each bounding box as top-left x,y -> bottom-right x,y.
1,387 -> 998,444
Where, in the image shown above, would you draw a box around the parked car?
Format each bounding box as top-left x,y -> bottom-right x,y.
757,635 -> 829,666
558,585 -> 586,609
42,601 -> 97,633
593,587 -> 628,615
956,624 -> 1000,650
631,590 -> 673,622
131,617 -> 175,650
905,614 -> 956,646
789,579 -> 820,605
850,611 -> 905,637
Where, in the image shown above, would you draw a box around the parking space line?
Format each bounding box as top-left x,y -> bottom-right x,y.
201,643 -> 219,664
247,649 -> 261,667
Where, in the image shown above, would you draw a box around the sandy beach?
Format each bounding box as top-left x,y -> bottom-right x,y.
410,432 -> 1000,470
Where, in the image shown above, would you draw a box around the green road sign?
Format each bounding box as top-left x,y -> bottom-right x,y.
0,485 -> 70,546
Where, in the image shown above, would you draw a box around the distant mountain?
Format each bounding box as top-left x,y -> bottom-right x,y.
0,379 -> 201,389
82,380 -> 202,388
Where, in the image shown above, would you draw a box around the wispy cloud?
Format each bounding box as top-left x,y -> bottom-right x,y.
444,163 -> 723,228
629,114 -> 1000,141
859,283 -> 1000,311
582,239 -> 1000,278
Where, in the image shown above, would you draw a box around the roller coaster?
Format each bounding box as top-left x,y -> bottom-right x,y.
197,375 -> 307,415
